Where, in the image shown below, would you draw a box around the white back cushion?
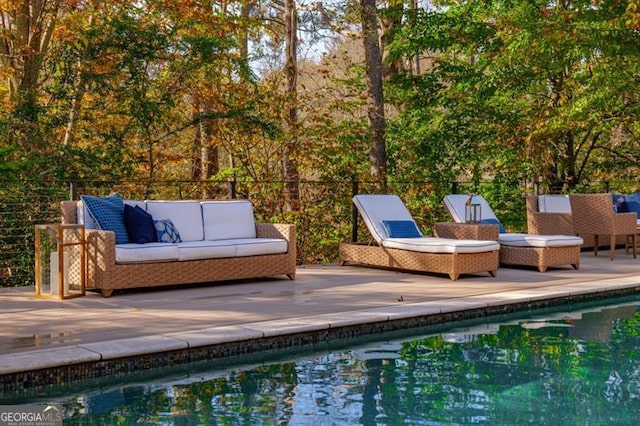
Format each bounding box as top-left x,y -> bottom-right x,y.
353,194 -> 417,243
443,194 -> 498,223
201,200 -> 256,240
538,195 -> 571,213
146,201 -> 204,242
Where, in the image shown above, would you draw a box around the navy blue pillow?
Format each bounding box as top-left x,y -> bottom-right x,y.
480,218 -> 507,233
612,195 -> 629,213
124,204 -> 157,244
382,220 -> 421,238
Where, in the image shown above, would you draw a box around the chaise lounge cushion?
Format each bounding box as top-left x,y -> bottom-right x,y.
383,237 -> 499,254
353,194 -> 500,253
498,233 -> 583,248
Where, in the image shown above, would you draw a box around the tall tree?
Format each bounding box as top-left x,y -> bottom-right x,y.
283,0 -> 300,210
360,0 -> 387,188
388,0 -> 640,192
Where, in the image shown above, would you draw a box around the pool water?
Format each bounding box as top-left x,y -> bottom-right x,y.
3,297 -> 640,424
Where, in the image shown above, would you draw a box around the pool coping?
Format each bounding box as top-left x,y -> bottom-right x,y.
2,273 -> 639,392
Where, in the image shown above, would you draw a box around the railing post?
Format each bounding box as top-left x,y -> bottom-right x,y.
69,181 -> 77,200
451,181 -> 458,194
604,181 -> 610,193
230,179 -> 237,199
351,179 -> 359,243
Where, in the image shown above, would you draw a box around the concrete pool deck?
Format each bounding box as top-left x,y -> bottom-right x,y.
1,250 -> 639,390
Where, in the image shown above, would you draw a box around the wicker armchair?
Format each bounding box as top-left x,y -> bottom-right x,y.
525,195 -> 574,236
568,194 -> 637,259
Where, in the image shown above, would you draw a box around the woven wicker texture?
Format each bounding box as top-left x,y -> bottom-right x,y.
443,195 -> 583,271
569,194 -> 637,259
339,242 -> 498,281
499,245 -> 580,272
61,201 -> 297,296
433,222 -> 499,241
525,196 -> 574,235
525,195 -> 629,249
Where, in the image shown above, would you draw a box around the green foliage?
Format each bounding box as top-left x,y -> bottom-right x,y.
387,0 -> 640,192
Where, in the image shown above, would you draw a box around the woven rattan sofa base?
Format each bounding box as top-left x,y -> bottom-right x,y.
61,201 -> 296,297
338,242 -> 498,281
498,245 -> 580,273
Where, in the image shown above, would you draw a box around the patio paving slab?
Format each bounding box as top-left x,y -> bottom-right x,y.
0,250 -> 639,383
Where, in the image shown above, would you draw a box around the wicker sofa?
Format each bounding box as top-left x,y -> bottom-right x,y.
61,198 -> 296,297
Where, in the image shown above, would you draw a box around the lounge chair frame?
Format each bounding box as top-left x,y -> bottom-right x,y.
339,242 -> 498,281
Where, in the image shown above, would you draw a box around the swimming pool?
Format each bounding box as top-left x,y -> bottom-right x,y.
2,296 -> 640,424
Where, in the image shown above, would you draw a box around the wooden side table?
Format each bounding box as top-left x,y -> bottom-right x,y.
35,224 -> 86,299
433,222 -> 500,241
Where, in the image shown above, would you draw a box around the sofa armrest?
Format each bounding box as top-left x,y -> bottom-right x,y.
256,223 -> 296,245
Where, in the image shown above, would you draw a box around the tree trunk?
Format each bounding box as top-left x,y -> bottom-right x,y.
283,0 -> 300,211
360,0 -> 387,190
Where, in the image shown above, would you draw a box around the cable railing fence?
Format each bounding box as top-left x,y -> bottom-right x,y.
0,178 -> 629,288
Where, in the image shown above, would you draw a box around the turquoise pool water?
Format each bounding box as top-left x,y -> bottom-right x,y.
2,296 -> 640,424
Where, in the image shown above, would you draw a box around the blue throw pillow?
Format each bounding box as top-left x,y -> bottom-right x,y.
382,220 -> 421,238
124,204 -> 157,244
80,193 -> 129,244
154,218 -> 182,243
612,195 -> 629,212
626,201 -> 640,218
480,218 -> 507,233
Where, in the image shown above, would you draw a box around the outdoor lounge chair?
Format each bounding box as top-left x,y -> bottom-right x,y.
443,194 -> 583,272
338,194 -> 500,280
568,193 -> 637,260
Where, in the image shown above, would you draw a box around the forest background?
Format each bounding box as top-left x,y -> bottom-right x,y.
1,0 -> 640,287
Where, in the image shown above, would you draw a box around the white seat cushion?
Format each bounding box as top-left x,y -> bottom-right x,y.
176,240 -> 237,261
538,195 -> 571,213
232,238 -> 288,257
353,195 -> 421,243
201,200 -> 257,240
146,201 -> 204,242
383,237 -> 499,254
498,233 -> 583,248
115,242 -> 179,263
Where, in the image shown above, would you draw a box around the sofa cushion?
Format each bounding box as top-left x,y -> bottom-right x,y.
201,200 -> 256,240
233,238 -> 288,257
124,204 -> 157,244
498,233 -> 583,248
538,195 -> 571,213
383,237 -> 500,254
80,193 -> 129,244
115,242 -> 179,263
146,201 -> 204,242
176,240 -> 237,261
154,219 -> 182,243
382,220 -> 422,238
